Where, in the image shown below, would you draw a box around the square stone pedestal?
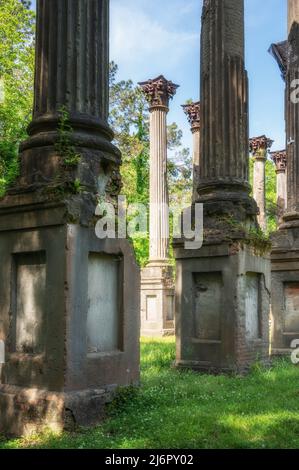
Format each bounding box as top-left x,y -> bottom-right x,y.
141,263 -> 175,337
0,198 -> 140,436
174,243 -> 271,374
271,228 -> 299,356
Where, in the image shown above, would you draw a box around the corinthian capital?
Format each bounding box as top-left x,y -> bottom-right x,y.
270,150 -> 287,172
249,135 -> 274,159
139,75 -> 179,110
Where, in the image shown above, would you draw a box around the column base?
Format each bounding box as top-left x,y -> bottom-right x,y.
271,227 -> 299,356
174,243 -> 271,374
141,263 -> 175,337
0,384 -> 116,437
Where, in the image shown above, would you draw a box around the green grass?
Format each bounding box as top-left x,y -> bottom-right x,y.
1,337 -> 299,449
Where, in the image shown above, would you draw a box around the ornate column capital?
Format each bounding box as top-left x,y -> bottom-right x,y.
139,75 -> 179,111
249,135 -> 274,160
270,150 -> 287,173
182,102 -> 200,133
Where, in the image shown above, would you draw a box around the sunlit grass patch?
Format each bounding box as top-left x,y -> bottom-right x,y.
0,338 -> 299,449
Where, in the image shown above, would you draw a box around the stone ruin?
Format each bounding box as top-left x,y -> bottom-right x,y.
0,0 -> 298,437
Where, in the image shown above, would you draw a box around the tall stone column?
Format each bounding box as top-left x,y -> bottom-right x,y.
285,12 -> 299,226
249,135 -> 273,232
289,0 -> 299,33
270,150 -> 287,220
0,0 -> 140,436
270,1 -> 299,356
198,0 -> 249,204
174,0 -> 271,374
182,102 -> 201,203
139,76 -> 178,336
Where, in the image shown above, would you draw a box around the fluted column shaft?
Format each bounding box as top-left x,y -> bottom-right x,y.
286,93 -> 299,216
277,170 -> 287,215
149,107 -> 169,261
285,3 -> 299,222
192,128 -> 200,203
289,0 -> 299,33
253,156 -> 266,231
249,136 -> 273,232
271,150 -> 287,220
199,0 -> 249,197
21,0 -> 114,165
182,102 -> 201,204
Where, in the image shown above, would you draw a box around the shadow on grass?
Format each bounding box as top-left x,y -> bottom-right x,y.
1,339 -> 299,449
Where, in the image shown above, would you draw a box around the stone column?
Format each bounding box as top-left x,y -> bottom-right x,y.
0,0 -> 140,436
19,0 -> 117,193
138,76 -> 178,336
173,0 -> 271,374
249,135 -> 273,232
182,102 -> 201,203
270,150 -> 287,220
270,1 -> 299,356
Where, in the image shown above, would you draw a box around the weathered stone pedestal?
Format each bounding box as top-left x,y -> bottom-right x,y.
141,263 -> 174,337
0,0 -> 140,436
174,242 -> 270,373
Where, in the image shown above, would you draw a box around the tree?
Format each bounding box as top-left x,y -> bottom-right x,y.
167,123 -> 192,209
0,0 -> 35,195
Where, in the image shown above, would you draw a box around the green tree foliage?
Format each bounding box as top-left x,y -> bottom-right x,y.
0,0 -> 35,195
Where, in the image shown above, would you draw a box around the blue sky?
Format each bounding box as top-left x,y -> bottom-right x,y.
31,0 -> 287,153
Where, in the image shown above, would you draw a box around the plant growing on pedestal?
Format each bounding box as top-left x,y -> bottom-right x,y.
55,106 -> 81,167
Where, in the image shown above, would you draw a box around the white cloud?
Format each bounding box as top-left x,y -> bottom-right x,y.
110,0 -> 199,81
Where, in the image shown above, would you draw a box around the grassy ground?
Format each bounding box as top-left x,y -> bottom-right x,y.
1,337 -> 299,449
